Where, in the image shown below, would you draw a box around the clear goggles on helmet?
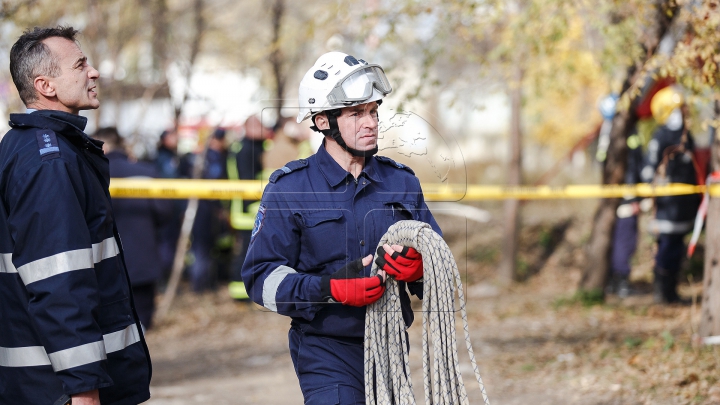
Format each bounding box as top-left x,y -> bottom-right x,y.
326,65 -> 392,105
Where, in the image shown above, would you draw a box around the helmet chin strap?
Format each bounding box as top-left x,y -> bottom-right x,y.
310,109 -> 378,158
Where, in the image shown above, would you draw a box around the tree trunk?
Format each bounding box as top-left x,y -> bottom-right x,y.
269,0 -> 286,127
580,0 -> 675,294
173,0 -> 205,129
699,102 -> 720,339
579,104 -> 636,291
499,69 -> 523,284
700,178 -> 720,338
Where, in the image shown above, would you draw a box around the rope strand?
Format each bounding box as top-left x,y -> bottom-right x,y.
364,220 -> 491,405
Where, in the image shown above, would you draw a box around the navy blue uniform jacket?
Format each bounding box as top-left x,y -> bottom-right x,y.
106,151 -> 173,286
0,111 -> 151,405
241,143 -> 441,338
643,125 -> 701,233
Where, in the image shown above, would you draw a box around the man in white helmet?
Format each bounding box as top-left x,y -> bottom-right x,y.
241,52 -> 441,404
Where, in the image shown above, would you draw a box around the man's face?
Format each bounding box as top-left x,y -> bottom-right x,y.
43,37 -> 100,114
244,116 -> 264,140
162,131 -> 178,150
335,101 -> 379,152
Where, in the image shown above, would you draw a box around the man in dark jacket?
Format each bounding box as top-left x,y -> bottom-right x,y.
189,128 -> 228,292
0,27 -> 151,405
227,115 -> 269,300
642,86 -> 701,304
94,127 -> 173,330
242,51 -> 440,403
154,129 -> 184,282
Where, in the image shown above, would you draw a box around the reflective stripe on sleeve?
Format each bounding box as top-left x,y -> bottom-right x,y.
0,323 -> 141,369
47,340 -> 107,372
92,237 -> 120,263
0,253 -> 16,273
103,324 -> 141,353
16,237 -> 120,285
262,265 -> 297,312
649,219 -> 694,234
0,345 -> 51,367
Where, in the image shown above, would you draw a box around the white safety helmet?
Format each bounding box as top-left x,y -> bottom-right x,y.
296,52 -> 392,124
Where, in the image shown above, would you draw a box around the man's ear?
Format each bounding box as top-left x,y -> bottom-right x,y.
33,76 -> 56,99
314,113 -> 329,131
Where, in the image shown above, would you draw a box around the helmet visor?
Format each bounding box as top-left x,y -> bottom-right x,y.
327,65 -> 392,105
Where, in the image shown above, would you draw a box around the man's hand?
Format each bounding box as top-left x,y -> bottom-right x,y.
320,255 -> 386,306
375,244 -> 423,282
71,389 -> 100,405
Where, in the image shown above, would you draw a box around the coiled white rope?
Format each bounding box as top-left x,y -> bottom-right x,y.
364,220 -> 491,405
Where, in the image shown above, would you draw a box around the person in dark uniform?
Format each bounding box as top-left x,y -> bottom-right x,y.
93,127 -> 173,329
155,129 -> 184,283
642,86 -> 701,304
227,115 -> 269,300
241,52 -> 441,404
189,128 -> 228,292
0,26 -> 151,405
607,130 -> 645,298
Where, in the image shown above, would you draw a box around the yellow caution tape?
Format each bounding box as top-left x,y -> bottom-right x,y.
109,179 -> 264,200
109,178 -> 717,201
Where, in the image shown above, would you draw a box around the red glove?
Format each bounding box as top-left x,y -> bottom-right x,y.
375,245 -> 423,282
320,257 -> 385,306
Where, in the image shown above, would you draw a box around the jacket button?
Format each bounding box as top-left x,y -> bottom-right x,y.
360,240 -> 365,246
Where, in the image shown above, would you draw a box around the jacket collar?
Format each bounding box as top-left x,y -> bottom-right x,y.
9,110 -> 103,152
11,109 -> 87,132
317,141 -> 383,187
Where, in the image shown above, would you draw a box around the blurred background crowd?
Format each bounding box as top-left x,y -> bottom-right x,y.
89,115 -> 318,329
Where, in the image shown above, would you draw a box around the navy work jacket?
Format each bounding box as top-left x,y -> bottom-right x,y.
642,125 -> 701,232
241,143 -> 441,338
0,111 -> 151,405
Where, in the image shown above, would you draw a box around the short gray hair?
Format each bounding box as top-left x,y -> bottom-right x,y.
9,26 -> 79,105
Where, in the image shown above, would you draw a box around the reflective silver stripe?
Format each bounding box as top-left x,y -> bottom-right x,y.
92,237 -> 120,264
17,249 -> 93,285
262,265 -> 297,312
0,324 -> 140,368
16,237 -> 119,285
103,324 -> 141,353
0,253 -> 16,273
650,219 -> 693,234
47,340 -> 107,372
0,346 -> 50,367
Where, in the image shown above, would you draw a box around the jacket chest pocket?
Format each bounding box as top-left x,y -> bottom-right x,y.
370,201 -> 417,241
294,210 -> 348,271
383,201 -> 417,221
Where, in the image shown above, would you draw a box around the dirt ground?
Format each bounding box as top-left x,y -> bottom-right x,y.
143,201 -> 720,405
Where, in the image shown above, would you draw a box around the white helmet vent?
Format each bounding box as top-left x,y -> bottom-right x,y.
344,55 -> 360,66
296,51 -> 392,123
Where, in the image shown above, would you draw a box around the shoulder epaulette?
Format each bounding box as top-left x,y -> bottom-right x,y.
35,129 -> 61,161
269,158 -> 309,183
374,155 -> 415,175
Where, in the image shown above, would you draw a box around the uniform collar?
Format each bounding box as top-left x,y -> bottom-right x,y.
8,110 -> 102,152
31,109 -> 88,131
10,109 -> 87,135
362,156 -> 383,184
317,141 -> 383,187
